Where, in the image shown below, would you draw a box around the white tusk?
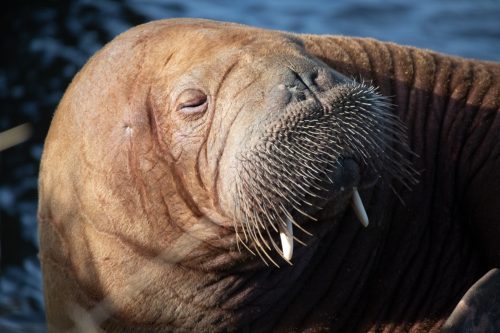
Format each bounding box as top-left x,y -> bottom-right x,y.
280,218 -> 294,261
351,188 -> 369,227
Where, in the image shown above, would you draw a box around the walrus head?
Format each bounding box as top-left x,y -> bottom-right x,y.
144,21 -> 417,266
39,18 -> 420,330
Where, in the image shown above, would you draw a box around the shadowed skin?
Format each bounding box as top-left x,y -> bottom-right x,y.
38,19 -> 500,332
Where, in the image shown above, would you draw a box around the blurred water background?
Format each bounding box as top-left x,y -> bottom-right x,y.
1,0 -> 499,332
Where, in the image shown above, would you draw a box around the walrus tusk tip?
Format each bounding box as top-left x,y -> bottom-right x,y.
280,218 -> 294,261
352,188 -> 369,227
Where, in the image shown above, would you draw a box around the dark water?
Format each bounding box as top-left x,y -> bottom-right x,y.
1,0 -> 499,331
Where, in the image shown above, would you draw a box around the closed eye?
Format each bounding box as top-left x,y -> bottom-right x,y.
179,95 -> 207,109
177,89 -> 208,117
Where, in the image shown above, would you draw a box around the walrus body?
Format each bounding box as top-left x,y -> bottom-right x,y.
38,19 -> 500,332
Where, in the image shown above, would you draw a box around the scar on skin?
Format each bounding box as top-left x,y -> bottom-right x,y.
124,124 -> 133,135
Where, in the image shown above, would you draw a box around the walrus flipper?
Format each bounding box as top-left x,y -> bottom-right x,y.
442,268 -> 500,332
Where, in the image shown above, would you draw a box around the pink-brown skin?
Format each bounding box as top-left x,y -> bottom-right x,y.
38,19 -> 500,332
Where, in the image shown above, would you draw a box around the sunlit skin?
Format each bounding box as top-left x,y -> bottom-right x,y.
38,19 -> 500,332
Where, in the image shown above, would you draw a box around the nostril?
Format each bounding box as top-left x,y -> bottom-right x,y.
297,69 -> 318,88
295,69 -> 335,93
312,70 -> 335,90
291,74 -> 308,91
308,71 -> 319,84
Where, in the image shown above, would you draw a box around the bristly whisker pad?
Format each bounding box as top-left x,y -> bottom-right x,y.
232,81 -> 418,266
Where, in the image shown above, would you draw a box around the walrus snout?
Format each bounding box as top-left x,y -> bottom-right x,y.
220,72 -> 417,266
266,66 -> 347,111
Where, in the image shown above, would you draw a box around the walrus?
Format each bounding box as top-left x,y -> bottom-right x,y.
38,18 -> 500,332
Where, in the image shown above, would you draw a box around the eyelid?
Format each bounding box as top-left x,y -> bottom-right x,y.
175,89 -> 209,117
179,94 -> 207,109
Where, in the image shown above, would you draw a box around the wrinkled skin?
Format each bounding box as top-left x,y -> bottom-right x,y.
38,19 -> 500,332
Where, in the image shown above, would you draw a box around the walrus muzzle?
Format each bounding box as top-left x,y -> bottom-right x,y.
221,68 -> 417,266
